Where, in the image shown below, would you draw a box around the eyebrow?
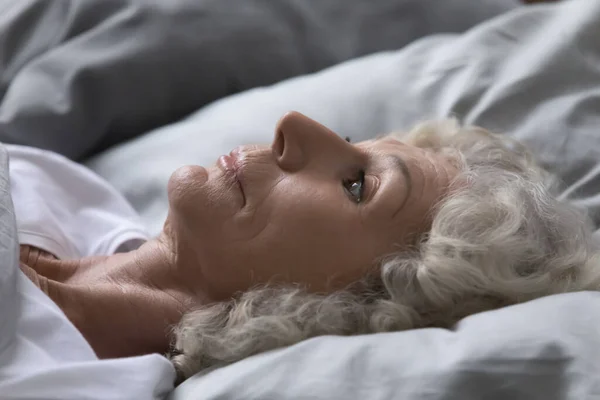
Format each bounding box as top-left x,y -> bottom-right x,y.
388,154 -> 412,218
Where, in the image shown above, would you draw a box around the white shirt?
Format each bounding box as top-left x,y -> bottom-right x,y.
8,145 -> 149,260
0,145 -> 176,400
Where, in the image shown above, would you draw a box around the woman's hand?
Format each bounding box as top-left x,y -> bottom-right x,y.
19,245 -> 58,294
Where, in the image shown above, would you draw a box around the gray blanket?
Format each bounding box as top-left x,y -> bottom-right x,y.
88,0 -> 600,238
5,0 -> 600,399
0,143 -> 18,358
0,0 -> 518,159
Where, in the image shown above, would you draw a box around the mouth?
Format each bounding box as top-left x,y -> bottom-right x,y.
217,151 -> 246,207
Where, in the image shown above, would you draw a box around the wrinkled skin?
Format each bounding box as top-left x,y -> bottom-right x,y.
22,111 -> 458,358
165,111 -> 459,300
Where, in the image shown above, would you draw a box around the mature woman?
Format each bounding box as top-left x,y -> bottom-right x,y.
15,112 -> 599,386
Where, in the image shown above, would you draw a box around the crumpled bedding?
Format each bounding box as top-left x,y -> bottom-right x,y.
0,144 -> 18,358
4,0 -> 600,399
171,291 -> 600,400
88,0 -> 600,239
86,1 -> 600,397
0,0 -> 518,160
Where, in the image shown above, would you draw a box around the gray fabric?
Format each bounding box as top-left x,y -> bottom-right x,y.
169,291 -> 600,400
87,1 -> 600,398
88,0 -> 600,237
5,0 -> 600,398
0,144 -> 19,356
0,0 -> 519,160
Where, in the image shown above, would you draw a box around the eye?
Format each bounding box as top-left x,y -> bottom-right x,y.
343,170 -> 365,203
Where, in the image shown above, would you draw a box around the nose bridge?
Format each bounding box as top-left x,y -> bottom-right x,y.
275,112 -> 347,171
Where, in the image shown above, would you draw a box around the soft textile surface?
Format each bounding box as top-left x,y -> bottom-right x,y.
4,0 -> 600,398
87,0 -> 600,238
170,291 -> 600,400
0,147 -> 175,400
0,0 -> 518,160
86,1 -> 600,398
0,144 -> 18,358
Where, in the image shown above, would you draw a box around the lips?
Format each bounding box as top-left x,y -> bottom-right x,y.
217,150 -> 246,206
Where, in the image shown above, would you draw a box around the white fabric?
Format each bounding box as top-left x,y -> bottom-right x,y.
171,291 -> 600,400
83,0 -> 600,398
0,145 -> 176,399
8,144 -> 148,260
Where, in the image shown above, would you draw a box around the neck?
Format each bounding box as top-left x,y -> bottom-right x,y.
35,236 -> 209,359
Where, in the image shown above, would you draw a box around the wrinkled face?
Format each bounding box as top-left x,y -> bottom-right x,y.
166,112 -> 458,300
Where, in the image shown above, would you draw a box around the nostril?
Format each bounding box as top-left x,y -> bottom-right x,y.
273,129 -> 285,159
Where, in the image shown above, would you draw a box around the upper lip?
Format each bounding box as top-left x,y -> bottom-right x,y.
219,149 -> 246,206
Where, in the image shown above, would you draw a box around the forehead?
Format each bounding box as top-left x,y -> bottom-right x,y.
356,136 -> 407,156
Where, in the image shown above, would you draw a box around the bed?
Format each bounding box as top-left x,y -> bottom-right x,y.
3,0 -> 600,398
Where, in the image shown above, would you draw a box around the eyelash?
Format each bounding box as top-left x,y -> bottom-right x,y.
343,136 -> 366,203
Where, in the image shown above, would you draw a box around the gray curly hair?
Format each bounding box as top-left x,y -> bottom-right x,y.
170,120 -> 600,382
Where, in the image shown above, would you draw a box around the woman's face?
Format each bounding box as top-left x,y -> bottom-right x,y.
166,112 -> 458,300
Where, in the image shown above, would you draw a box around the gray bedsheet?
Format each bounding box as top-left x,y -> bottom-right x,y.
4,0 -> 600,399
88,0 -> 600,238
171,291 -> 600,400
0,143 -> 18,358
86,2 -> 600,397
0,0 -> 519,160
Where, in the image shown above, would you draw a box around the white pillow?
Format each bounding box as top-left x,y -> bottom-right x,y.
170,291 -> 600,400
87,2 -> 600,397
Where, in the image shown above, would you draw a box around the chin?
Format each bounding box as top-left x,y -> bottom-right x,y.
168,165 -> 209,195
167,165 -> 211,219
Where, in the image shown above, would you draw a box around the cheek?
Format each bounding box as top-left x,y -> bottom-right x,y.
187,175 -> 389,296
235,187 -> 376,291
168,165 -> 242,233
243,224 -> 368,292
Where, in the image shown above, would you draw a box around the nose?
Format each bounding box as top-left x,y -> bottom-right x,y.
272,111 -> 355,172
